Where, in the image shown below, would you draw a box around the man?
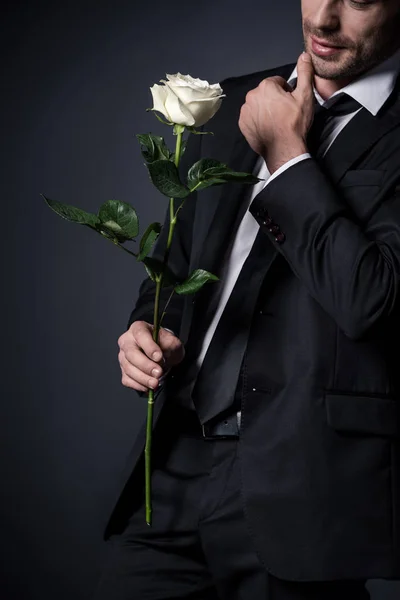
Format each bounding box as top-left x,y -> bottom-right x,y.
93,0 -> 400,598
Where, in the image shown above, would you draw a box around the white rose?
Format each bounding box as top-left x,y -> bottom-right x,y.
150,73 -> 225,128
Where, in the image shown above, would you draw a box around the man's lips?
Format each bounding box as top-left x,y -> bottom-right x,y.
311,36 -> 346,57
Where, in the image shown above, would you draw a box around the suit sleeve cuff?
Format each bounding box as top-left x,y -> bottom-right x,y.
264,153 -> 312,188
249,157 -> 347,248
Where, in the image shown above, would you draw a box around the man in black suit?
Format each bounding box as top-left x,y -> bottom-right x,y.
93,0 -> 400,598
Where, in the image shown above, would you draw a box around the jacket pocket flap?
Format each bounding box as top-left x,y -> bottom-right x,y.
340,169 -> 385,187
325,393 -> 398,436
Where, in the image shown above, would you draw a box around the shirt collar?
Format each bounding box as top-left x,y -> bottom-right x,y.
287,47 -> 400,116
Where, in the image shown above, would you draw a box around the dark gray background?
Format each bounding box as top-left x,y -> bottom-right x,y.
2,0 -> 399,598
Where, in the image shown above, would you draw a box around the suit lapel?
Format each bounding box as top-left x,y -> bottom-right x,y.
251,73 -> 400,293
179,132 -> 258,344
190,63 -> 297,279
322,77 -> 400,183
187,69 -> 400,341
192,133 -> 259,279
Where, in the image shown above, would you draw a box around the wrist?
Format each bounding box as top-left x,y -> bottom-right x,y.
264,137 -> 308,175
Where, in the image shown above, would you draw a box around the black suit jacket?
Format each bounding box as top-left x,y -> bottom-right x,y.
103,62 -> 400,581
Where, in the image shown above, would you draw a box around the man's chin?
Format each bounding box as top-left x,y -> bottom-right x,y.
310,54 -> 353,80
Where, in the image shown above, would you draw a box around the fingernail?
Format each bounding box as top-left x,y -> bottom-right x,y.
152,368 -> 161,377
302,52 -> 311,62
152,351 -> 161,360
148,378 -> 158,389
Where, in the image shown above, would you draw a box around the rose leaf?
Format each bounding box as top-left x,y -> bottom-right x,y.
142,256 -> 180,286
174,269 -> 219,295
147,160 -> 190,199
136,133 -> 174,164
137,222 -> 162,262
42,195 -> 100,227
98,200 -> 139,241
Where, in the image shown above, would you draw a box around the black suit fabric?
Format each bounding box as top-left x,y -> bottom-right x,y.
93,406 -> 370,599
102,61 -> 400,582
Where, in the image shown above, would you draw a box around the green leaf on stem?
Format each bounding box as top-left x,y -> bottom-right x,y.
187,158 -> 261,192
142,259 -> 156,282
142,256 -> 179,286
95,225 -> 120,243
174,269 -> 219,295
181,138 -> 187,155
137,222 -> 162,261
206,166 -> 261,183
147,160 -> 190,199
186,126 -> 214,136
42,195 -> 100,227
187,158 -> 220,187
97,200 -> 139,242
136,133 -> 174,164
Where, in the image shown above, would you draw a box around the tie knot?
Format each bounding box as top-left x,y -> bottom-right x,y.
307,94 -> 361,157
315,93 -> 361,117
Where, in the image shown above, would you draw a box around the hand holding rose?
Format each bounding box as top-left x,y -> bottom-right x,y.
43,69 -> 260,526
118,321 -> 185,393
239,53 -> 315,174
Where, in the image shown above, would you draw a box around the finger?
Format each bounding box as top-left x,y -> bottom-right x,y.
121,373 -> 148,393
119,363 -> 148,392
119,347 -> 163,379
120,356 -> 160,390
160,327 -> 176,336
293,52 -> 314,99
263,75 -> 292,92
159,332 -> 185,367
157,327 -> 177,351
131,321 -> 163,362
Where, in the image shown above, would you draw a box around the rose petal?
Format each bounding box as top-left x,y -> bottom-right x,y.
166,73 -> 223,95
150,84 -> 171,122
186,97 -> 224,127
164,83 -> 221,104
163,83 -> 196,126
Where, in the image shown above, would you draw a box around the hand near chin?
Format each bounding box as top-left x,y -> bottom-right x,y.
238,52 -> 315,173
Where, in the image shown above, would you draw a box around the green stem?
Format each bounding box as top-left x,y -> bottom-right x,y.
144,273 -> 162,525
174,198 -> 187,221
144,387 -> 154,525
145,126 -> 185,526
172,182 -> 199,221
113,242 -> 137,258
87,225 -> 138,258
159,288 -> 175,328
174,127 -> 183,168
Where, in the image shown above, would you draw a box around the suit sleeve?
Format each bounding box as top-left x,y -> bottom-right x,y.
249,157 -> 400,340
126,129 -> 202,336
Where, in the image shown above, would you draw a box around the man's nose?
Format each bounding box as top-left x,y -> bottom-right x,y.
311,0 -> 341,31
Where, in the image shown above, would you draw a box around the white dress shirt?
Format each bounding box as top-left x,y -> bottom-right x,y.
162,49 -> 400,388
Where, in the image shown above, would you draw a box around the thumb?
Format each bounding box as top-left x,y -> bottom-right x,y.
159,327 -> 185,366
293,52 -> 314,99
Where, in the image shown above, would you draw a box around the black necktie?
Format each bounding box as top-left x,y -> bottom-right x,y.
190,227 -> 272,424
168,185 -> 259,415
307,94 -> 361,157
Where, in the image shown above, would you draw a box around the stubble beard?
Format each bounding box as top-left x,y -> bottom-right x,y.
302,14 -> 400,81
